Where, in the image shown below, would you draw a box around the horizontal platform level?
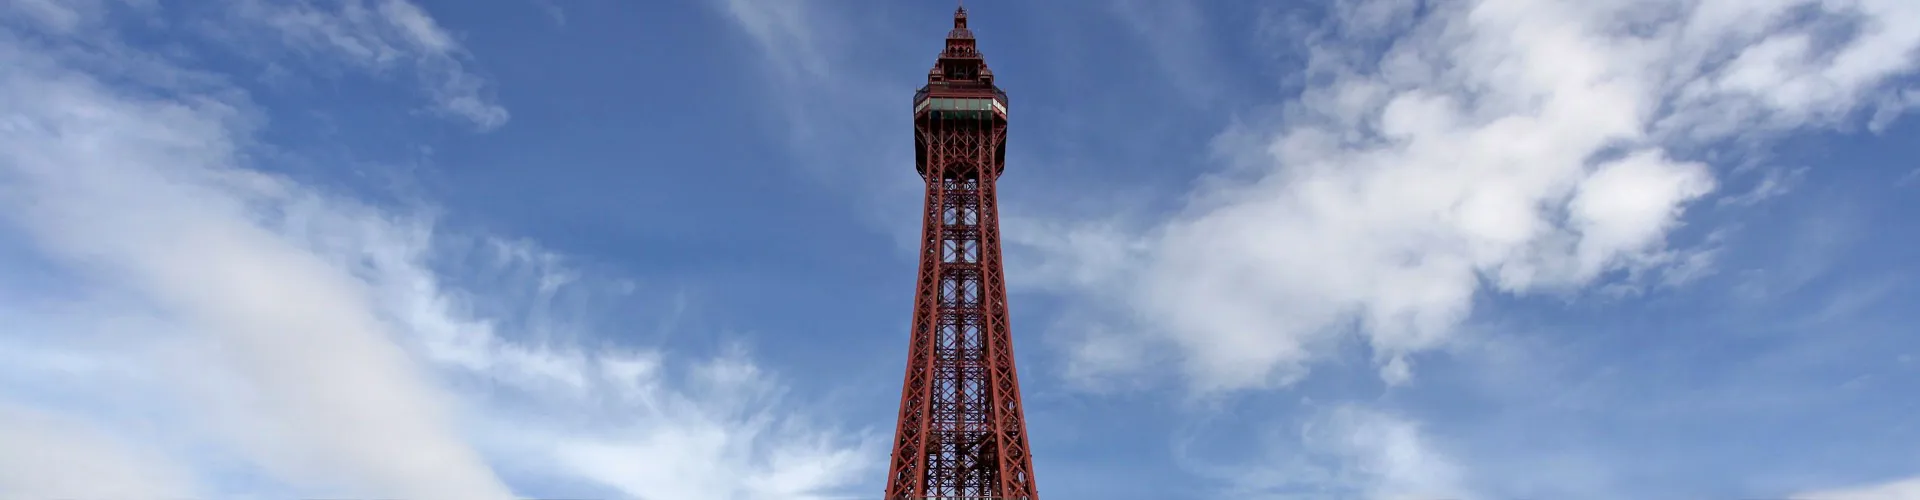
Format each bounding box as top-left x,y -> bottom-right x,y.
906,497 -> 1034,500
916,96 -> 1008,116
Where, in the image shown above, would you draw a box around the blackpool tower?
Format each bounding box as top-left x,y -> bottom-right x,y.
883,6 -> 1039,500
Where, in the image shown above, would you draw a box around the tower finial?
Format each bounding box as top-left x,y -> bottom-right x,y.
946,3 -> 972,41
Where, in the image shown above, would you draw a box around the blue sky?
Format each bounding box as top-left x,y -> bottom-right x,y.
1,0 -> 1917,499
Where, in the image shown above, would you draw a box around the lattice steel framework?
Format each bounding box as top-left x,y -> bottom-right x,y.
884,6 -> 1037,500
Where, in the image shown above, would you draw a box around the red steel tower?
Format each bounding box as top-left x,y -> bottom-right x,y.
884,6 -> 1038,500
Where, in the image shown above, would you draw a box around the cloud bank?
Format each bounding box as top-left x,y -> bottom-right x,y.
0,1 -> 871,499
1014,0 -> 1920,394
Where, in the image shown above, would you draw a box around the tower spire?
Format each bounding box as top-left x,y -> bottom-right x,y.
930,0 -> 989,85
946,4 -> 973,44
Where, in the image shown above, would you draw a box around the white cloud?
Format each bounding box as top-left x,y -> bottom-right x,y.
1310,407 -> 1471,500
0,4 -> 869,500
1014,0 -> 1920,393
1795,477 -> 1920,500
2,0 -> 90,33
1195,405 -> 1472,500
530,345 -> 878,500
1868,88 -> 1920,132
0,28 -> 515,500
1718,166 -> 1805,207
0,404 -> 197,500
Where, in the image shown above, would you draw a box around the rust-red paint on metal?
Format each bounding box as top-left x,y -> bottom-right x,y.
884,6 -> 1037,500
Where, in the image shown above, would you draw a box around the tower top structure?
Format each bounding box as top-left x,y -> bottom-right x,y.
912,4 -> 1007,178
925,5 -> 995,89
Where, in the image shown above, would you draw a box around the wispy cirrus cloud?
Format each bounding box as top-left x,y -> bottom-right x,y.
706,0 -> 930,245
220,0 -> 511,130
0,2 -> 872,499
6,0 -> 511,130
715,0 -> 828,81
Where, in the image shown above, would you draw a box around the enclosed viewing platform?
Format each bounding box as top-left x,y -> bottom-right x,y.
915,95 -> 1008,119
